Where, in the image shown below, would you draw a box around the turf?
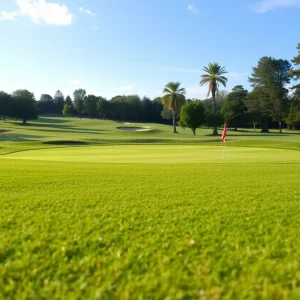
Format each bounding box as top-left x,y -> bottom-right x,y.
1,117 -> 300,299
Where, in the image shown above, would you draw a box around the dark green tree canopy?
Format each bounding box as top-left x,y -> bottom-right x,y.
179,100 -> 205,135
38,94 -> 55,114
249,56 -> 291,89
289,43 -> 300,83
96,97 -> 109,119
83,95 -> 98,118
53,90 -> 65,114
248,56 -> 292,132
11,90 -> 38,125
0,91 -> 12,120
40,94 -> 53,102
73,89 -> 86,118
65,95 -> 72,105
221,86 -> 248,130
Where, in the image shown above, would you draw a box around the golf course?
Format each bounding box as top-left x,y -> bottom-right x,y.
1,117 -> 300,299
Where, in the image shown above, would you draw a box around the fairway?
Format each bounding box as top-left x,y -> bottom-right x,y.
1,117 -> 300,299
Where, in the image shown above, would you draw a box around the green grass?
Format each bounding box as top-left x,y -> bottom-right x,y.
1,117 -> 300,299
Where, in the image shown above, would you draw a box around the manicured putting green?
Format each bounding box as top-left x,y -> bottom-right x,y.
4,145 -> 300,164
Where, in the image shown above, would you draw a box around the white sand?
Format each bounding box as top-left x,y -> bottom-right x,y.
117,126 -> 151,132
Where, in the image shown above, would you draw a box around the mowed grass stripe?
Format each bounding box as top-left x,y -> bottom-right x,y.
3,145 -> 300,164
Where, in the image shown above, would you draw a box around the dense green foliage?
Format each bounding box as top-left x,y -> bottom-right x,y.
248,57 -> 292,133
83,95 -> 98,118
11,89 -> 38,125
221,86 -> 248,130
179,100 -> 205,135
0,91 -> 12,120
289,43 -> 300,81
73,89 -> 86,118
1,117 -> 300,299
62,104 -> 76,118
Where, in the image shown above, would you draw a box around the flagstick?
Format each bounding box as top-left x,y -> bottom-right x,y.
221,123 -> 227,160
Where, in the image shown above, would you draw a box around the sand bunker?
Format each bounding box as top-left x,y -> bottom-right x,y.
117,126 -> 151,132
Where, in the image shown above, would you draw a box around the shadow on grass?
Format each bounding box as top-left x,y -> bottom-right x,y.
85,138 -> 223,145
33,117 -> 71,124
25,127 -> 108,135
0,133 -> 42,142
42,140 -> 90,146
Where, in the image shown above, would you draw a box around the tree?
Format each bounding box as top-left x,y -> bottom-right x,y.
287,43 -> 300,129
161,105 -> 176,121
65,95 -> 72,105
38,94 -> 54,114
249,56 -> 292,133
202,98 -> 224,129
53,90 -> 65,114
246,87 -> 272,132
179,100 -> 205,135
83,95 -> 98,118
96,97 -> 109,119
162,82 -> 186,133
73,89 -> 86,118
200,63 -> 228,135
62,104 -> 75,118
124,95 -> 141,121
221,85 -> 248,130
289,43 -> 300,84
11,90 -> 38,125
216,90 -> 229,104
152,97 -> 164,123
286,91 -> 300,129
141,97 -> 154,122
0,91 -> 12,120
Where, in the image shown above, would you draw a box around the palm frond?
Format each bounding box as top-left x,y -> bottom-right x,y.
163,87 -> 172,94
200,63 -> 228,95
177,87 -> 186,95
162,82 -> 186,110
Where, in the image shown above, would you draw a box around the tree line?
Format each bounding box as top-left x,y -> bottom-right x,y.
0,43 -> 299,134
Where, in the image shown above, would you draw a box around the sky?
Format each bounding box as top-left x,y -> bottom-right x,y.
0,0 -> 299,100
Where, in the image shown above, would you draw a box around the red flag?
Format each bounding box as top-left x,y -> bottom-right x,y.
221,123 -> 227,142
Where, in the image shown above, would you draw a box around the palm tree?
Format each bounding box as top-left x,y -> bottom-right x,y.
200,63 -> 228,135
162,82 -> 186,133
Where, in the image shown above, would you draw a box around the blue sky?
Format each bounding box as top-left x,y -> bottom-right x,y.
0,0 -> 299,100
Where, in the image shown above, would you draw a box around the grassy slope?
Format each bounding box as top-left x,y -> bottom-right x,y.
1,117 -> 300,299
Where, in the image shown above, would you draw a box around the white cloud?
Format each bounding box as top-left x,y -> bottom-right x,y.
0,0 -> 74,26
71,80 -> 80,86
187,4 -> 200,14
0,11 -> 20,21
79,7 -> 95,16
250,0 -> 300,13
116,85 -> 133,92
